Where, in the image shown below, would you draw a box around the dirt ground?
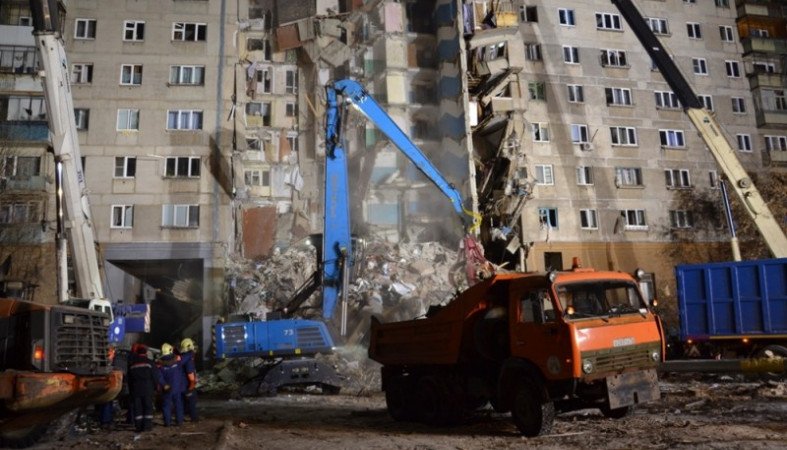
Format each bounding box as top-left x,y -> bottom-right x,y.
30,374 -> 787,450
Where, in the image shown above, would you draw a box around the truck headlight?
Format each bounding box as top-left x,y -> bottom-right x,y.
582,358 -> 594,374
651,350 -> 661,362
63,314 -> 76,324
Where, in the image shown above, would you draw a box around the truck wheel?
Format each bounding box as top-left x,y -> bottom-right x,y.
599,403 -> 631,419
385,377 -> 413,421
757,345 -> 787,381
415,376 -> 449,426
511,380 -> 554,437
0,424 -> 49,449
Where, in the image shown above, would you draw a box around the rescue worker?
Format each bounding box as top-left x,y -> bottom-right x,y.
179,338 -> 199,422
157,343 -> 185,426
127,343 -> 159,432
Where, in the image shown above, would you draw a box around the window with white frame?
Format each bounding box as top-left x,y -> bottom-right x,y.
751,28 -> 770,38
605,87 -> 632,106
576,166 -> 594,185
698,95 -> 714,111
246,38 -> 271,61
245,102 -> 271,126
528,81 -> 546,101
665,169 -> 691,188
170,65 -> 205,85
114,156 -> 136,178
245,136 -> 261,150
123,20 -> 145,41
71,63 -> 93,84
686,22 -> 701,39
162,204 -> 199,228
285,102 -> 297,117
731,97 -> 746,113
538,207 -> 558,229
765,135 -> 787,151
567,84 -> 584,103
719,25 -> 734,42
520,6 -> 537,23
535,164 -> 554,185
709,170 -> 719,188
659,129 -> 685,147
621,209 -> 647,229
600,49 -> 627,67
111,205 -> 134,228
692,58 -> 708,75
570,124 -> 589,143
563,46 -> 579,64
167,110 -> 203,130
595,12 -> 622,31
725,60 -> 741,77
255,67 -> 272,94
117,109 -> 139,131
2,156 -> 40,179
762,89 -> 787,111
655,91 -> 680,109
669,210 -> 693,229
525,43 -> 542,61
75,19 -> 96,39
558,8 -> 575,26
285,70 -> 296,94
287,133 -> 299,153
172,22 -> 207,42
580,209 -> 598,229
120,64 -> 142,85
74,109 -> 89,130
8,96 -> 45,121
737,134 -> 752,152
715,0 -> 729,7
0,201 -> 39,224
532,122 -> 549,142
610,126 -> 637,145
753,61 -> 777,74
647,17 -> 669,35
615,167 -> 643,187
165,156 -> 201,178
244,168 -> 270,187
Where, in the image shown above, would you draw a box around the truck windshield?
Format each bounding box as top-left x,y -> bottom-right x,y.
556,281 -> 646,319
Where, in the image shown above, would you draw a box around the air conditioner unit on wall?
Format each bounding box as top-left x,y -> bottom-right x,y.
580,143 -> 593,151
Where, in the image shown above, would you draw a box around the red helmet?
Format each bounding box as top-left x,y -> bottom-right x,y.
134,343 -> 148,355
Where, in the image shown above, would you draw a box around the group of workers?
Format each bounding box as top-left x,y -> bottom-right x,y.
126,338 -> 199,432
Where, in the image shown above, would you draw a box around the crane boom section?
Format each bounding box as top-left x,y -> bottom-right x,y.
612,0 -> 787,258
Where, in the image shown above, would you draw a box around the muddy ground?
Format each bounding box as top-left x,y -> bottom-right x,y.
32,374 -> 787,450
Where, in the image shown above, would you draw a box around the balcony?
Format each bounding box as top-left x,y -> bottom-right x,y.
741,37 -> 787,55
767,150 -> 787,164
0,121 -> 48,141
1,175 -> 46,192
747,72 -> 787,89
756,109 -> 787,128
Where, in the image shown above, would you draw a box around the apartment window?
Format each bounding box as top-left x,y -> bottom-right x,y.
605,87 -> 632,106
621,209 -> 647,229
567,84 -> 584,103
654,91 -> 680,109
6,96 -> 45,121
247,38 -> 272,61
2,156 -> 40,179
558,8 -> 575,26
538,208 -> 558,229
75,18 -> 96,39
659,129 -> 685,147
647,17 -> 669,35
535,164 -> 554,185
669,210 -> 693,229
615,167 -> 643,187
71,63 -> 93,84
117,109 -> 139,130
532,122 -> 549,142
737,134 -> 752,152
709,170 -> 719,188
287,133 -> 299,153
570,124 -> 589,143
285,70 -> 296,94
698,95 -> 714,111
563,46 -> 579,64
167,110 -> 203,130
244,169 -> 271,187
255,68 -> 272,94
610,126 -> 637,146
596,13 -> 622,31
528,82 -> 545,101
520,6 -> 538,23
74,109 -> 89,130
725,60 -> 741,78
719,25 -> 734,42
714,0 -> 729,7
114,156 -> 136,178
765,135 -> 787,151
165,156 -> 201,178
525,43 -> 542,61
580,209 -> 598,229
692,58 -> 707,75
123,20 -> 145,41
245,102 -> 271,126
731,97 -> 746,113
576,166 -> 594,186
600,49 -> 627,67
172,22 -> 207,42
285,102 -> 297,117
753,62 -> 777,74
0,202 -> 38,224
170,65 -> 205,85
665,169 -> 691,188
111,205 -> 134,229
686,22 -> 701,39
120,64 -> 142,85
162,204 -> 199,228
751,28 -> 770,38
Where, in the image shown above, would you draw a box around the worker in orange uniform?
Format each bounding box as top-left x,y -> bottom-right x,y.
179,338 -> 199,422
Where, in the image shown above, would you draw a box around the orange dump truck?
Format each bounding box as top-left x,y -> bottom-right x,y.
368,261 -> 664,436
